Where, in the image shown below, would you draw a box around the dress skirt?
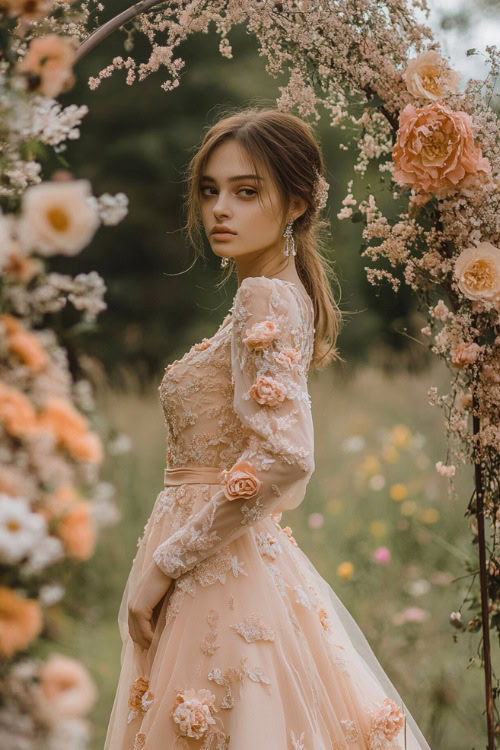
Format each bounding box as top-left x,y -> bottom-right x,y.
103,466 -> 430,750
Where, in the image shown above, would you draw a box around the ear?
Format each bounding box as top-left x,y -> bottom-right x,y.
290,195 -> 308,222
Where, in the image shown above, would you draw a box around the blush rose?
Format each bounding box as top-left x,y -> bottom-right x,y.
248,376 -> 287,407
242,320 -> 280,350
220,460 -> 262,501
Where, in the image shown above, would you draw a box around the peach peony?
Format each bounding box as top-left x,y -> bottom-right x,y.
454,242 -> 500,304
56,501 -> 96,560
37,653 -> 97,720
392,102 -> 491,200
4,251 -> 39,284
0,380 -> 39,437
403,50 -> 460,101
17,180 -> 100,257
0,0 -> 54,20
37,397 -> 103,463
451,341 -> 483,368
248,376 -> 287,407
8,330 -> 49,372
170,687 -> 217,739
220,460 -> 262,501
16,34 -> 77,98
0,585 -> 43,658
242,320 -> 281,350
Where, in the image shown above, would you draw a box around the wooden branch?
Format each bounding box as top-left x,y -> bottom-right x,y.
74,0 -> 167,65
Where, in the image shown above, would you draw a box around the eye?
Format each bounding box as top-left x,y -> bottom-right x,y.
200,186 -> 216,196
238,188 -> 257,197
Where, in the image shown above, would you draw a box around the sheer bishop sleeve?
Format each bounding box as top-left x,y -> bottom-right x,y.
152,276 -> 315,579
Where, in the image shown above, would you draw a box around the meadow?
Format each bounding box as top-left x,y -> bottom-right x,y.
61,358 -> 487,749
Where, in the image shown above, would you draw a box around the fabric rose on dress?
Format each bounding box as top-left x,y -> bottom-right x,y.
281,526 -> 298,546
451,341 -> 483,368
194,338 -> 211,351
392,102 -> 491,202
127,677 -> 154,723
454,242 -> 500,305
248,376 -> 287,407
403,50 -> 460,101
170,687 -> 217,739
273,347 -> 301,369
366,697 -> 405,749
220,460 -> 262,501
318,607 -> 330,631
242,320 -> 280,350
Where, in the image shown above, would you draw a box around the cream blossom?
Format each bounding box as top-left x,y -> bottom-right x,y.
392,102 -> 491,200
454,242 -> 500,304
242,319 -> 281,350
451,341 -> 484,369
248,376 -> 287,407
0,0 -> 54,20
17,180 -> 100,257
220,460 -> 262,501
403,50 -> 460,101
170,687 -> 217,739
436,461 -> 456,478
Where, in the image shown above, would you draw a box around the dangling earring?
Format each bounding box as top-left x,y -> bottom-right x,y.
283,219 -> 296,257
220,257 -> 229,268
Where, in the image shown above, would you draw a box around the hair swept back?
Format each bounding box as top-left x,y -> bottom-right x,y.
182,104 -> 344,371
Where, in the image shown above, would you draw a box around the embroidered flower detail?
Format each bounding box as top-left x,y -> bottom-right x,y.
240,499 -> 265,525
220,459 -> 262,501
200,609 -> 221,656
273,346 -> 302,368
172,484 -> 195,507
170,687 -> 218,739
127,677 -> 154,723
365,697 -> 405,749
194,338 -> 211,351
318,607 -> 330,631
294,585 -> 312,609
290,728 -> 306,749
256,531 -> 283,560
281,526 -> 298,546
230,612 -> 275,643
341,717 -> 359,742
133,732 -> 146,750
242,320 -> 281,350
248,376 -> 287,407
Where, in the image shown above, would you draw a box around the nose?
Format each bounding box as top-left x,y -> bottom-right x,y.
213,190 -> 231,219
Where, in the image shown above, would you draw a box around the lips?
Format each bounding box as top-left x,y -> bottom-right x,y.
212,226 -> 236,235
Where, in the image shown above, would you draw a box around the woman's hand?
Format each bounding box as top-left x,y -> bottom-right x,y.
128,559 -> 174,650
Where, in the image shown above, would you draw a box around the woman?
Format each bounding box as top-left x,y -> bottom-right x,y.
104,107 -> 431,750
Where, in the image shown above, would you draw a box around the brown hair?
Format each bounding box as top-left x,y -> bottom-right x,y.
182,105 -> 344,371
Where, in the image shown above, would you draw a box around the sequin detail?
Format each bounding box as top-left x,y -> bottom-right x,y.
341,717 -> 360,742
229,612 -> 276,643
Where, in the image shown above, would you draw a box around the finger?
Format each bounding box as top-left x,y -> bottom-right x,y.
138,617 -> 154,649
128,613 -> 150,650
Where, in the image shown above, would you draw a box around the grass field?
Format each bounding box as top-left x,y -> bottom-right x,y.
59,359 -> 490,749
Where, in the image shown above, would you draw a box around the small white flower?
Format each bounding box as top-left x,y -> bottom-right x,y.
0,493 -> 47,564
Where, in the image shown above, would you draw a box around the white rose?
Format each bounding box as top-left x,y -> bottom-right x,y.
454,241 -> 500,305
17,180 -> 100,257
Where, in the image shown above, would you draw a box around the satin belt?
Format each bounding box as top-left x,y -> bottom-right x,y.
164,465 -> 222,486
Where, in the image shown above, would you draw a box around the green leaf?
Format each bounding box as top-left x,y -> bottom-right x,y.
466,48 -> 478,57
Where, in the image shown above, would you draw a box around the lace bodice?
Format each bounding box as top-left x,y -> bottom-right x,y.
154,276 -> 316,579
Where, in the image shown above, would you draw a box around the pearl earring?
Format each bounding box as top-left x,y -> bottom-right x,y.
283,219 -> 296,257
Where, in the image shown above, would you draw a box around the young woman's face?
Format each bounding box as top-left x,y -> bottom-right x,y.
199,139 -> 286,264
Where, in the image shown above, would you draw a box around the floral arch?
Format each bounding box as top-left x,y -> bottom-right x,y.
0,0 -> 498,746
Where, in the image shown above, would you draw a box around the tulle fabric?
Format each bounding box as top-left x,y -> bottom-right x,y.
103,473 -> 431,750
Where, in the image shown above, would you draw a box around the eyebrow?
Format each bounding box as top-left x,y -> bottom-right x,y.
200,174 -> 263,183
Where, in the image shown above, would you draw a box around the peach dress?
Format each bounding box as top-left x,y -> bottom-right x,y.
104,276 -> 431,750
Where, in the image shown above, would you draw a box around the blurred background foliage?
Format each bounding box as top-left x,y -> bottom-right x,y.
47,0 -> 436,386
